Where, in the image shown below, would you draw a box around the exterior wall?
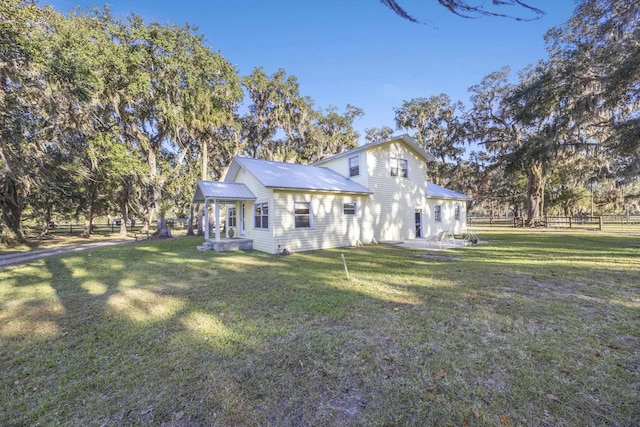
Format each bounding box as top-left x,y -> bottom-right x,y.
318,151 -> 369,189
229,167 -> 275,253
271,191 -> 370,253
424,198 -> 468,236
222,140 -> 468,253
361,141 -> 428,241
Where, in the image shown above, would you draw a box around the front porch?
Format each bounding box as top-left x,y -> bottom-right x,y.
197,238 -> 253,252
192,180 -> 257,253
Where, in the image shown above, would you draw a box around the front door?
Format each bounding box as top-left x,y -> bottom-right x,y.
415,209 -> 422,238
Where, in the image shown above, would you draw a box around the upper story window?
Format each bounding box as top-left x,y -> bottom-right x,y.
254,202 -> 269,229
294,201 -> 311,228
343,202 -> 356,215
454,205 -> 461,221
434,205 -> 442,222
348,155 -> 360,177
228,206 -> 237,227
390,158 -> 408,178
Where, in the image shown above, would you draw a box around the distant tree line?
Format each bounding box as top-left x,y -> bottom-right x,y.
1,0 -> 638,245
0,1 -> 363,244
374,0 -> 639,225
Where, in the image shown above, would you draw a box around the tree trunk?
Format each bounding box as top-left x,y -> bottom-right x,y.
525,163 -> 544,227
81,195 -> 94,238
186,204 -> 195,236
119,179 -> 131,237
40,204 -> 53,237
155,217 -> 172,238
0,177 -> 25,245
151,181 -> 172,239
196,204 -> 204,236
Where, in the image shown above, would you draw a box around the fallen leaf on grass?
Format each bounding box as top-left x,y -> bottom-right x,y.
561,364 -> 575,373
433,368 -> 447,379
472,408 -> 480,419
589,349 -> 600,357
607,344 -> 620,350
547,394 -> 561,402
498,413 -> 511,425
426,385 -> 439,393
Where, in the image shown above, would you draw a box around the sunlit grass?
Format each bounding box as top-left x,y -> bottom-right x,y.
1,231 -> 638,425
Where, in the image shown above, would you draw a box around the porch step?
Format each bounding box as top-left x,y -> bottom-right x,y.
198,238 -> 253,252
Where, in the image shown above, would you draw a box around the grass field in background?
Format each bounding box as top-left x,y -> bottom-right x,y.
1,232 -> 638,425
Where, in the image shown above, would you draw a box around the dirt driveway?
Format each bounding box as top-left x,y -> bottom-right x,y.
0,239 -> 138,267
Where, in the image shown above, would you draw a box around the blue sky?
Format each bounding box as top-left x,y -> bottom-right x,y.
44,0 -> 577,143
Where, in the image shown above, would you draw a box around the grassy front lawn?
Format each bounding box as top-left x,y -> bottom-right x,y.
1,232 -> 638,426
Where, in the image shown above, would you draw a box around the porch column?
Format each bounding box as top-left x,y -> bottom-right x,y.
204,199 -> 210,240
214,199 -> 221,242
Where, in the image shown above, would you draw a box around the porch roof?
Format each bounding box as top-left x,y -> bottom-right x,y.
426,182 -> 471,200
226,157 -> 373,194
192,180 -> 257,203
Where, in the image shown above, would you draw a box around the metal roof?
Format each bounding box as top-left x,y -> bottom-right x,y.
426,182 -> 471,200
313,134 -> 435,165
192,180 -> 256,203
226,157 -> 373,194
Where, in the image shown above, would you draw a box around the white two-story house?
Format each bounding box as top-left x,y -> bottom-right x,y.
192,135 -> 470,253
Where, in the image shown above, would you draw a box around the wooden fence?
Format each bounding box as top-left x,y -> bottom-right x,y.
21,223 -> 149,236
13,217 -> 194,235
468,215 -> 640,232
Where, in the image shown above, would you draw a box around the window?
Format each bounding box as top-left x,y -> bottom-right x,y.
294,201 -> 311,228
348,155 -> 359,177
434,205 -> 442,222
254,202 -> 269,229
454,205 -> 461,221
390,158 -> 408,178
343,202 -> 356,215
228,206 -> 237,227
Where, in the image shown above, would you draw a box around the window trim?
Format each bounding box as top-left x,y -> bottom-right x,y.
434,205 -> 442,222
343,202 -> 357,215
294,201 -> 312,229
254,202 -> 269,229
227,206 -> 237,228
390,157 -> 408,178
348,155 -> 360,177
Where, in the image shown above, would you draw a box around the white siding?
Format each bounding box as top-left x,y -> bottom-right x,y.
318,152 -> 369,189
361,141 -> 428,241
229,167 -> 275,253
221,138 -> 469,253
272,191 -> 371,252
424,199 -> 467,236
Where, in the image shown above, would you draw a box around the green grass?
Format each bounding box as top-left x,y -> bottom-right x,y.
1,231 -> 638,426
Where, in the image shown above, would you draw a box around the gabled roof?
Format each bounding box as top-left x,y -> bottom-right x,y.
192,180 -> 256,203
426,182 -> 471,200
313,134 -> 435,165
225,157 -> 373,194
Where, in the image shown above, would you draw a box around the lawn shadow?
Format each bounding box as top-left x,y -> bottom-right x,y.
2,234 -> 639,426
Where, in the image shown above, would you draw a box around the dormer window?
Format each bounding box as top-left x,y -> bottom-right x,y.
390,158 -> 408,178
348,155 -> 359,177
